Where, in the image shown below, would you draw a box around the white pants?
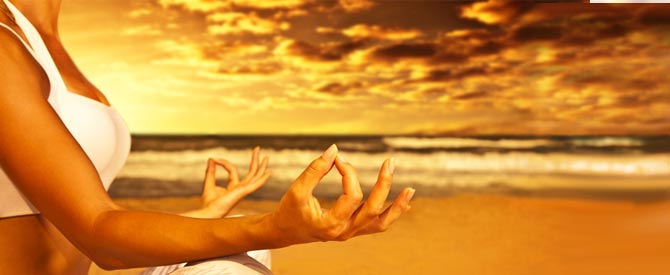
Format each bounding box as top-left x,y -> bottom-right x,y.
138,250 -> 272,275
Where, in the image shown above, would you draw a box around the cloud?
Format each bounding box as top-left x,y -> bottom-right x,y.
152,39 -> 219,69
368,42 -> 437,61
216,62 -> 283,75
231,0 -> 312,9
445,28 -> 497,40
207,12 -> 290,35
338,0 -> 375,13
559,24 -> 631,46
313,81 -> 364,96
158,0 -> 227,12
461,0 -> 531,25
413,65 -> 499,83
510,24 -> 562,42
324,24 -> 424,41
274,39 -> 368,63
272,9 -> 309,19
275,39 -> 341,62
636,6 -> 670,25
122,25 -> 164,36
200,41 -> 270,59
128,8 -> 153,18
458,2 -> 649,52
359,36 -> 504,66
154,39 -> 203,58
64,0 -> 670,135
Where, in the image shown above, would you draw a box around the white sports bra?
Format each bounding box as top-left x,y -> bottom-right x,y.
0,0 -> 131,217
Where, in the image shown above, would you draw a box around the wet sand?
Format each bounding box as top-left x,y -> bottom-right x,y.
90,194 -> 670,275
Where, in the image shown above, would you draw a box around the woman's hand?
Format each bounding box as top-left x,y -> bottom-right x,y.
269,144 -> 414,245
183,147 -> 271,218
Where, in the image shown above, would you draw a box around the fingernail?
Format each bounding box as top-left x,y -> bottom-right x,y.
337,153 -> 348,163
406,188 -> 416,202
388,157 -> 395,175
322,144 -> 338,162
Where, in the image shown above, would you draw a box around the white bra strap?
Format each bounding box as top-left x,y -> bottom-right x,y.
0,22 -> 35,53
0,22 -> 60,108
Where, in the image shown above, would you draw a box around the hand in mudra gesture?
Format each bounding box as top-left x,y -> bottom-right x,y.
199,147 -> 271,218
270,144 -> 415,245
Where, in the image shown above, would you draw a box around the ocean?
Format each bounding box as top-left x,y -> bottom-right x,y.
109,135 -> 670,200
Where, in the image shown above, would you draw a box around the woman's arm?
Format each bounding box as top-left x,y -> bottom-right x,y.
0,29 -> 278,269
0,28 -> 413,270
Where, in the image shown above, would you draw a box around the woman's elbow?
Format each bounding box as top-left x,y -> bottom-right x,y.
81,212 -> 140,270
82,236 -> 142,270
84,243 -> 135,270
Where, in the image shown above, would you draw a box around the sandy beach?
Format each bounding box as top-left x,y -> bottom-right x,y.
89,194 -> 670,275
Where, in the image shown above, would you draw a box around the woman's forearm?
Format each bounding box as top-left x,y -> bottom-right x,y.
87,209 -> 280,270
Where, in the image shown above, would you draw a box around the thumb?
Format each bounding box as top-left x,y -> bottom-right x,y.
292,144 -> 338,195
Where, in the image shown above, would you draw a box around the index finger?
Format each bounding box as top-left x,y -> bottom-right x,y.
291,144 -> 338,197
211,158 -> 239,184
327,154 -> 363,220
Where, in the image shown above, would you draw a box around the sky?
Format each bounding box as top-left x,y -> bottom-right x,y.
58,0 -> 670,135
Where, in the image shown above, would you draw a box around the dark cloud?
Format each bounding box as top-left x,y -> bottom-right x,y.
452,91 -> 489,100
598,23 -> 630,38
557,18 -> 633,46
511,25 -> 563,42
278,39 -> 368,62
420,66 -> 491,82
626,78 -> 659,92
470,40 -> 504,55
462,2 -> 643,47
325,39 -> 369,56
314,81 -> 363,96
371,43 -> 437,60
281,40 -> 342,61
431,52 -> 469,64
637,7 -> 670,25
364,37 -> 500,64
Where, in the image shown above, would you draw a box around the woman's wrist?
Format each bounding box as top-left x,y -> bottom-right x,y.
256,212 -> 291,249
206,213 -> 288,252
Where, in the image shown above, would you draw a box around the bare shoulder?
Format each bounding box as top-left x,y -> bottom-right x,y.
0,26 -> 49,102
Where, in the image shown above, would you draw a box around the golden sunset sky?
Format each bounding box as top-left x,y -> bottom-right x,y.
58,0 -> 670,135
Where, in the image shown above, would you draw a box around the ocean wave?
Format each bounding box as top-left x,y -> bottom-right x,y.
383,137 -> 560,150
117,148 -> 670,183
110,147 -> 670,198
129,135 -> 666,155
569,137 -> 644,147
109,136 -> 670,198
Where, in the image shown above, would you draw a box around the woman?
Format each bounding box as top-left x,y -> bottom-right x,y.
0,0 -> 415,274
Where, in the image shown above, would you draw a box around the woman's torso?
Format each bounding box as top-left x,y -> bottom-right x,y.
0,1 -> 130,273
